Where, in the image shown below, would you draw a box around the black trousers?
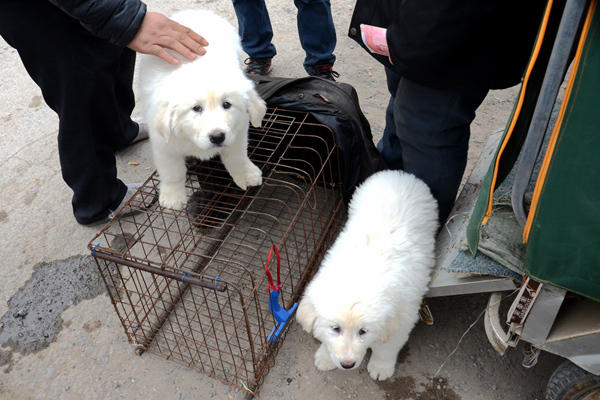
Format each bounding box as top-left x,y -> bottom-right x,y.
379,68 -> 489,224
0,0 -> 138,224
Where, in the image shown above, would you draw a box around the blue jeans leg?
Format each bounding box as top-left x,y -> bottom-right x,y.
295,0 -> 336,73
378,68 -> 489,224
232,0 -> 277,59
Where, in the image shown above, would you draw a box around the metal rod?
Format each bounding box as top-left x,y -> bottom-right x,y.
92,251 -> 227,292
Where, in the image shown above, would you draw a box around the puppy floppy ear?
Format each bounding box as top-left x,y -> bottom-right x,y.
154,102 -> 175,143
245,89 -> 267,128
381,315 -> 403,344
296,297 -> 317,333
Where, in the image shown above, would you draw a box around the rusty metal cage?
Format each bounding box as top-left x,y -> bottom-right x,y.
88,108 -> 345,395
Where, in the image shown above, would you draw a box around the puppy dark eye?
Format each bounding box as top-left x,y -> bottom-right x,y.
192,105 -> 202,112
359,329 -> 367,336
223,102 -> 231,109
332,326 -> 341,333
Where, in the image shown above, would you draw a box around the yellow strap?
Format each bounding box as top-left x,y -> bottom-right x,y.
482,0 -> 555,225
523,0 -> 598,242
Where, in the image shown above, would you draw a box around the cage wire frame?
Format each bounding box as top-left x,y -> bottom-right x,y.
88,107 -> 346,395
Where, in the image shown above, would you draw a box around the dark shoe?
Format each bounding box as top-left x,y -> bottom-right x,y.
130,117 -> 149,145
79,183 -> 157,227
244,57 -> 272,76
108,183 -> 157,219
309,64 -> 340,81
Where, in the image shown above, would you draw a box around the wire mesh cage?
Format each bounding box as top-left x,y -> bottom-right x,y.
88,107 -> 345,395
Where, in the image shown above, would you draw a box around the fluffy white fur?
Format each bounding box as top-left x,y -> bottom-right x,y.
138,10 -> 267,210
296,170 -> 439,381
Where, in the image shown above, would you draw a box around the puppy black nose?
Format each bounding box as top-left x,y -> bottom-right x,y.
341,361 -> 355,370
209,132 -> 225,145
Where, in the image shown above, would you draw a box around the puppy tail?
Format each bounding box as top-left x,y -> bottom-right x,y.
296,297 -> 317,333
245,89 -> 267,128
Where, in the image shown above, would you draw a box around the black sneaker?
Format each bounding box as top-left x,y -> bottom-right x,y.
309,64 -> 340,81
244,57 -> 272,75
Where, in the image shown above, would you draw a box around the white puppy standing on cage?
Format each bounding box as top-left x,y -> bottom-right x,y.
296,169 -> 439,381
138,9 -> 267,210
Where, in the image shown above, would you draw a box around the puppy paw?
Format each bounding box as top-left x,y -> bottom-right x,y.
159,187 -> 187,210
314,344 -> 336,371
232,163 -> 262,190
367,360 -> 395,381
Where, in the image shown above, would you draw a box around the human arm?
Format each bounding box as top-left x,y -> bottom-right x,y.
48,0 -> 207,64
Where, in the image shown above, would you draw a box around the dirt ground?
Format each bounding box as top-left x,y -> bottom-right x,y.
0,0 -> 564,399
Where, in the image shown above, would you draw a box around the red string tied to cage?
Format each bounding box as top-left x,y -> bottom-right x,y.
264,244 -> 282,293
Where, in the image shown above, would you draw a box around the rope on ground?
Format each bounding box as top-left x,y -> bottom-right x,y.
430,288 -> 519,383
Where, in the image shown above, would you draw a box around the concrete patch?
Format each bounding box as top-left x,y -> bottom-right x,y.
0,255 -> 105,356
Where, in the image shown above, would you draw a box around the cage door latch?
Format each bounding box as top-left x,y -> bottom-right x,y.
264,245 -> 298,343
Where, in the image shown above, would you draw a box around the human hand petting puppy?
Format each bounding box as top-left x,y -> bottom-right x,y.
128,12 -> 209,65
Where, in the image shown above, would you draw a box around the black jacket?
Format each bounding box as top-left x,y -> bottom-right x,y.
49,0 -> 146,46
348,0 -> 547,91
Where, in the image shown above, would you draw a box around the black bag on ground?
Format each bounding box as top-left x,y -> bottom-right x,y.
250,75 -> 387,203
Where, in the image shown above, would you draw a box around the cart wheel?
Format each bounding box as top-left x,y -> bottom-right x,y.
546,360 -> 600,400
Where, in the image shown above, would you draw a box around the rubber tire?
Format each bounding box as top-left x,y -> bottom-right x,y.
546,360 -> 600,400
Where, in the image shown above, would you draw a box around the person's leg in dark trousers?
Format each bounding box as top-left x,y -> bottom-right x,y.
379,67 -> 489,224
378,69 -> 403,169
294,0 -> 337,73
232,0 -> 277,59
0,0 -> 137,225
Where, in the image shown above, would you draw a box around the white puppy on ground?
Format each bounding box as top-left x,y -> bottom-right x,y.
138,10 -> 267,210
296,169 -> 438,381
